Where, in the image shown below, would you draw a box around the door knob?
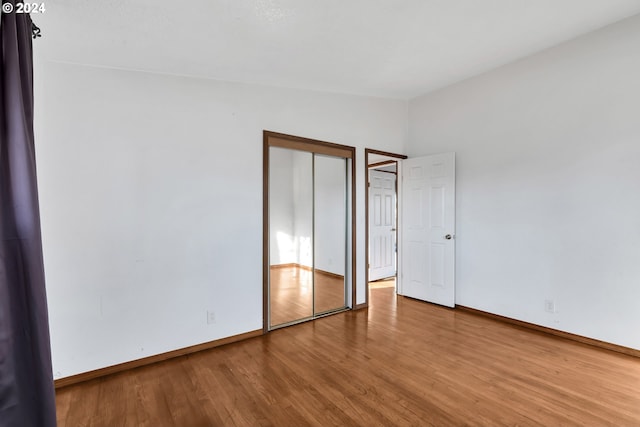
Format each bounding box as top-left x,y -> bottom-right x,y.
444,234 -> 453,240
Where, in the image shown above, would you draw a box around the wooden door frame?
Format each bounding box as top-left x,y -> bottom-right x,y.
363,149 -> 407,309
263,131 -> 357,333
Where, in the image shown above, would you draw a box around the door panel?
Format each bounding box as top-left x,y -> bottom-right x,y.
369,170 -> 397,281
314,155 -> 347,314
399,153 -> 455,307
269,148 -> 313,327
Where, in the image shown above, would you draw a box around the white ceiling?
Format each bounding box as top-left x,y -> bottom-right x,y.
36,0 -> 640,99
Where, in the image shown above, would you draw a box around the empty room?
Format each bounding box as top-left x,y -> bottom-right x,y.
2,1 -> 640,426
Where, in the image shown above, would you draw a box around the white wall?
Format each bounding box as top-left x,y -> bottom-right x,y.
408,14 -> 640,350
34,61 -> 407,378
292,151 -> 314,268
268,147 -> 296,266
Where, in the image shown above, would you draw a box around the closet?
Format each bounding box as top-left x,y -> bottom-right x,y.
263,132 -> 354,330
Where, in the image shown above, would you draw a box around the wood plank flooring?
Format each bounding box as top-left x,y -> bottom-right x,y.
270,266 -> 346,327
55,287 -> 640,426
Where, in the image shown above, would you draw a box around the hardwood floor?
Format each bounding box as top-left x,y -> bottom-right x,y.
270,266 -> 346,327
368,277 -> 395,289
56,287 -> 640,426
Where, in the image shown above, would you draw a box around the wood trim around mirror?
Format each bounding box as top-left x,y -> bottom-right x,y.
263,131 -> 356,333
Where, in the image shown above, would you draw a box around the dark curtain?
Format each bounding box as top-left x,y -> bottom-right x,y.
0,3 -> 57,427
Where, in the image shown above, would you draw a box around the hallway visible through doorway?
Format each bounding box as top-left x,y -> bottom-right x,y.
368,277 -> 395,290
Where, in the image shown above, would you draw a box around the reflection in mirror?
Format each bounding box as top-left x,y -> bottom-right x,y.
313,155 -> 347,314
269,148 -> 313,327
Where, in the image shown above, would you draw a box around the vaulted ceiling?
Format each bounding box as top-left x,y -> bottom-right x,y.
36,0 -> 640,99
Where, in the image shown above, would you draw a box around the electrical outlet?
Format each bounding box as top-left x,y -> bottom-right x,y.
207,310 -> 216,325
544,299 -> 556,313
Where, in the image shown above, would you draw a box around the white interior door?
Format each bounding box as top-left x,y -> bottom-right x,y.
399,153 -> 455,307
369,170 -> 396,281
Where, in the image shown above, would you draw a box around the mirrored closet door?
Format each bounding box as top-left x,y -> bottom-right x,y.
264,132 -> 354,331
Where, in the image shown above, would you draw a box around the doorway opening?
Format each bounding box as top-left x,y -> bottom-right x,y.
264,131 -> 356,332
366,149 -> 456,309
365,149 -> 407,306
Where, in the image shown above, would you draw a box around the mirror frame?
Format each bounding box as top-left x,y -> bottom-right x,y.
263,131 -> 356,333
